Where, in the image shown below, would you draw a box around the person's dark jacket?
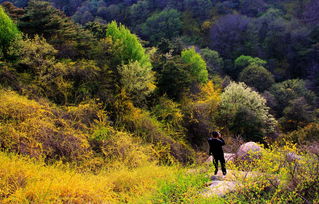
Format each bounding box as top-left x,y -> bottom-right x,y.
208,137 -> 225,158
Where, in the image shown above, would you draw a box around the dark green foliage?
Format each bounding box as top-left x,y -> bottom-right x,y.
65,59 -> 101,103
129,0 -> 151,25
280,97 -> 316,132
158,47 -> 208,100
158,56 -> 191,100
183,0 -> 213,20
1,1 -> 24,21
234,55 -> 266,79
269,79 -> 317,118
18,0 -> 97,59
200,48 -> 224,75
239,64 -> 275,92
140,9 -> 182,46
84,22 -> 107,39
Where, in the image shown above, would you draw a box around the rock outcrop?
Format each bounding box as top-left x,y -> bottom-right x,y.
236,142 -> 262,160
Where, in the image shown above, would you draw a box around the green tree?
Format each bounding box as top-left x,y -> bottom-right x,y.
181,47 -> 208,84
19,0 -> 96,59
239,64 -> 275,92
158,48 -> 209,100
233,55 -> 266,78
183,0 -> 213,20
105,21 -> 155,104
219,82 -> 277,142
118,61 -> 155,102
140,9 -> 182,45
158,56 -> 191,100
200,48 -> 224,75
1,2 -> 24,22
129,0 -> 151,26
269,79 -> 317,117
106,21 -> 152,69
280,97 -> 316,132
0,6 -> 20,59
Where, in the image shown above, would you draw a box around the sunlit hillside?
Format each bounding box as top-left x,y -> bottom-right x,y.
0,0 -> 318,203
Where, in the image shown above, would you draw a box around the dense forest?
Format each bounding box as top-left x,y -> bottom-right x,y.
0,0 -> 318,203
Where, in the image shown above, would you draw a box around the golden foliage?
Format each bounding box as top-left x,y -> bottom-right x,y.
0,89 -> 91,161
281,122 -> 319,145
227,143 -> 319,203
0,151 -> 176,203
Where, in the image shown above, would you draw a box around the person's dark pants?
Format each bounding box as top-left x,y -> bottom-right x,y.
213,156 -> 226,175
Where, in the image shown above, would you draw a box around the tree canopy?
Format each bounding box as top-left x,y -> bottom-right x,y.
0,6 -> 20,59
140,9 -> 182,45
181,47 -> 208,84
239,64 -> 274,92
106,21 -> 152,69
219,82 -> 277,142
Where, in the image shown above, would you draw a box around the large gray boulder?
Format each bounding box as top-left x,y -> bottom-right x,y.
236,142 -> 263,160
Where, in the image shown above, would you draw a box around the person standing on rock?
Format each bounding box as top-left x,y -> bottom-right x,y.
208,131 -> 227,176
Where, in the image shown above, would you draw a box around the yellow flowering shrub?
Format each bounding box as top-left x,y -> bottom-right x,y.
0,151 -> 176,203
226,142 -> 319,203
0,89 -> 92,161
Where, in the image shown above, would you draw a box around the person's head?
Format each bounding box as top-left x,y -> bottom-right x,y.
211,131 -> 220,138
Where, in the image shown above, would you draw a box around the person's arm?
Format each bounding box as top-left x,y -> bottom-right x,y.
218,138 -> 225,146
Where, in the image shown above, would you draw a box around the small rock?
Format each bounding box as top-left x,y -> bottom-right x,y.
286,152 -> 301,162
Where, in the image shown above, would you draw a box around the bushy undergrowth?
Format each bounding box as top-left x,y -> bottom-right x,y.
0,89 -> 92,161
225,143 -> 319,203
281,122 -> 319,145
0,89 -> 157,171
114,96 -> 196,165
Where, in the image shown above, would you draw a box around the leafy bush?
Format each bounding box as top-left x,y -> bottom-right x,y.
152,96 -> 185,139
115,98 -> 195,164
90,127 -> 156,169
0,89 -> 92,161
183,81 -> 221,148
